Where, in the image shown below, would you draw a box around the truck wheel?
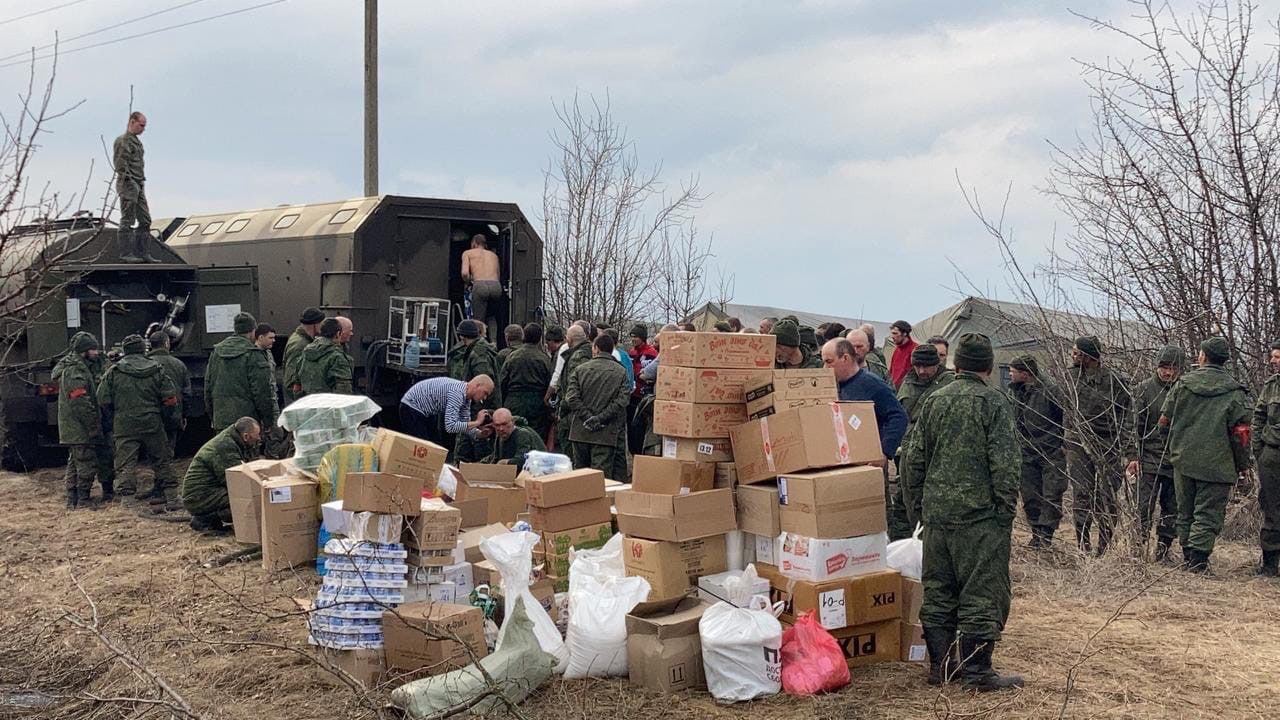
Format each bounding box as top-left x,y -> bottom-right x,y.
1,423 -> 39,473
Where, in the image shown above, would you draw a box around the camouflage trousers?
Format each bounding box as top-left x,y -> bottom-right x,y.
1256,445 -> 1280,553
63,444 -> 109,495
1137,472 -> 1177,548
920,517 -> 1012,641
504,390 -> 550,441
1066,442 -> 1123,543
182,482 -> 231,520
114,431 -> 176,496
555,410 -> 574,460
1020,450 -> 1068,532
886,464 -> 913,542
117,179 -> 150,233
1174,472 -> 1232,555
573,440 -> 627,482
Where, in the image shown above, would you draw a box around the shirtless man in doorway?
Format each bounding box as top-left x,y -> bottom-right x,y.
461,234 -> 501,343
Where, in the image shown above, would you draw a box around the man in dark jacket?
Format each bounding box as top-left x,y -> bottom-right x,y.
283,307 -> 324,404
500,323 -> 553,440
148,331 -> 191,450
1250,341 -> 1280,576
554,324 -> 594,457
298,317 -> 354,395
486,408 -> 546,468
1065,336 -> 1133,556
773,320 -> 823,369
55,332 -> 109,508
206,312 -> 278,430
1126,346 -> 1185,561
895,344 -> 955,537
448,319 -> 500,410
182,417 -> 260,533
98,334 -> 181,508
1009,355 -> 1068,550
564,334 -> 631,479
1161,337 -> 1252,573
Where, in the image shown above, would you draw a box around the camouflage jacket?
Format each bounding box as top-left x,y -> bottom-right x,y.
207,334 -> 279,429
490,418 -> 546,468
182,426 -> 254,516
776,345 -> 824,370
1251,373 -> 1280,454
54,351 -> 102,445
298,336 -> 354,396
557,341 -> 594,415
282,325 -> 313,403
902,372 -> 1021,527
1132,374 -> 1175,476
866,352 -> 889,381
113,132 -> 145,183
448,339 -> 499,409
1010,375 -> 1066,459
1162,366 -> 1251,483
565,355 -> 630,445
98,353 -> 180,438
499,343 -> 552,395
148,348 -> 192,417
1065,364 -> 1131,448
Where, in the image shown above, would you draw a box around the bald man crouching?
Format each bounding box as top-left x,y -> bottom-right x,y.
487,408 -> 547,468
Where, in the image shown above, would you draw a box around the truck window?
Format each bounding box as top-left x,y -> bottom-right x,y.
201,221 -> 224,236
273,214 -> 299,230
329,208 -> 357,225
226,218 -> 250,233
177,224 -> 199,237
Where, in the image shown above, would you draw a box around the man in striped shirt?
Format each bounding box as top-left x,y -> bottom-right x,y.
400,375 -> 496,450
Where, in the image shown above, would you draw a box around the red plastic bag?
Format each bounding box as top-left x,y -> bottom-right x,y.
780,611 -> 851,695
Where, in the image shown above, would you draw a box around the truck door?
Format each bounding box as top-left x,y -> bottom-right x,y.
194,266 -> 260,352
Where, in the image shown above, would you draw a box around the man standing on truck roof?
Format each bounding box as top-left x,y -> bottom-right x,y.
461,234 -> 502,344
299,317 -> 355,396
283,307 -> 325,405
205,312 -> 278,435
113,111 -> 155,263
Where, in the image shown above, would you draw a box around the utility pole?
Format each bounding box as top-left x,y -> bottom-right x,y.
363,0 -> 378,196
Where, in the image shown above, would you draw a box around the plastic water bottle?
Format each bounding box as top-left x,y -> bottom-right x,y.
404,334 -> 420,368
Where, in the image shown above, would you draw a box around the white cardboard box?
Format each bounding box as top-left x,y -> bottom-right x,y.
778,532 -> 888,582
697,568 -> 771,608
752,533 -> 782,566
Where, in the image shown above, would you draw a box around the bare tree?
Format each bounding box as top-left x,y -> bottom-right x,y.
541,93 -> 719,327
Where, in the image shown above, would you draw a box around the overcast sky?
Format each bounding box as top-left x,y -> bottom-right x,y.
6,0 -> 1152,323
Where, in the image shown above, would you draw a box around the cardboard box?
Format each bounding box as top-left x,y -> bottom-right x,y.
342,472 -> 424,515
623,536 -> 728,600
658,331 -> 776,369
530,577 -> 559,614
459,523 -> 509,564
456,463 -> 526,523
615,488 -> 736,542
901,577 -> 922,625
729,402 -> 883,485
821,619 -> 901,669
529,496 -> 612,533
778,532 -> 888,582
662,436 -> 734,462
747,396 -> 832,420
403,499 -> 462,551
632,456 -> 715,495
778,466 -> 886,538
751,532 -> 781,566
656,366 -> 762,403
900,622 -> 926,663
735,483 -> 780,537
458,462 -> 517,487
756,564 -> 902,629
536,522 -> 614,556
372,428 -> 448,483
226,459 -> 289,544
448,497 -> 489,528
317,647 -> 385,688
714,462 -> 737,489
472,559 -> 501,589
626,597 -> 711,693
524,468 -> 605,508
259,477 -> 319,572
382,602 -> 487,678
653,400 -> 748,439
744,369 -> 838,402
697,569 -> 770,607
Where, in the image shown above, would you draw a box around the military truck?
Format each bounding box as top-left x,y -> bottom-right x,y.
162,195 -> 545,408
0,215 -> 259,470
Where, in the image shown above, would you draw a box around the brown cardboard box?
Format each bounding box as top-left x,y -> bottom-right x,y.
756,564 -> 902,629
746,396 -> 832,420
342,472 -> 424,515
659,331 -> 776,369
460,523 -> 509,564
743,369 -> 838,402
458,484 -> 526,525
626,597 -> 711,692
735,483 -> 780,537
382,602 -> 487,678
317,648 -> 385,688
901,577 -> 922,625
226,459 -> 289,544
823,619 -> 901,668
662,436 -> 734,462
623,536 -> 728,600
535,522 -> 614,556
372,428 -> 448,483
524,468 -> 605,508
653,400 -> 747,439
458,462 -> 517,486
403,499 -> 462,550
900,622 -> 926,663
778,466 -> 886,538
448,497 -> 489,528
632,456 -> 715,495
259,477 -> 318,572
405,547 -> 456,567
656,366 -> 762,403
529,496 -> 612,533
714,462 -> 737,489
472,559 -> 501,589
615,488 -> 736,542
729,402 -> 883,485
530,577 -> 559,613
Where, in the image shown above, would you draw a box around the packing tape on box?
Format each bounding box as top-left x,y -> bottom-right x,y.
761,417 -> 775,472
830,403 -> 850,463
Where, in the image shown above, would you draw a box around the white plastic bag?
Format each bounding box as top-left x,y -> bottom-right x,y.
886,524 -> 923,580
721,564 -> 768,608
563,574 -> 651,679
700,597 -> 783,703
480,531 -> 567,671
437,464 -> 459,499
567,533 -> 624,595
523,450 -> 573,476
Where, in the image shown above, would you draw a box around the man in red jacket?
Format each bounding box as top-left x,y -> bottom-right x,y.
888,320 -> 919,389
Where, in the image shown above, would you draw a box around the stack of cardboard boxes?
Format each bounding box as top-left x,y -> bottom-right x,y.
524,468 -> 612,591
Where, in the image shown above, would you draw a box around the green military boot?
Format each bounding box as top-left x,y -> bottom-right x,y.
1255,550 -> 1279,577
923,626 -> 958,686
959,636 -> 1024,692
65,487 -> 78,510
1183,548 -> 1210,574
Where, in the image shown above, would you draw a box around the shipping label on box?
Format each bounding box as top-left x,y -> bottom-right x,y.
382,602 -> 487,678
653,400 -> 748,439
623,535 -> 728,600
656,366 -> 762,403
524,468 -> 605,508
615,488 -> 737,542
260,477 -> 319,572
752,532 -> 781,566
778,466 -> 886,538
822,619 -> 901,668
403,499 -> 462,550
625,598 -> 711,693
342,472 -> 425,516
757,564 -> 901,628
659,332 -> 776,369
900,622 -> 926,663
778,532 -> 888,582
529,496 -> 612,533
632,456 -> 715,495
730,402 -> 882,485
662,436 -> 734,462
372,428 -> 448,482
735,483 -> 780,537
226,459 -> 289,545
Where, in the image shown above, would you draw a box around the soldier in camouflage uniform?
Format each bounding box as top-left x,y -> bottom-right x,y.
1250,341 -> 1280,576
500,323 -> 553,440
772,320 -> 823,369
1064,336 -> 1133,557
283,307 -> 324,404
1008,355 -> 1068,550
207,312 -> 279,431
1126,346 -> 1185,561
896,344 -> 954,533
113,111 -> 154,262
902,333 -> 1022,691
486,408 -> 546,468
298,317 -> 354,396
564,334 -> 631,479
148,331 -> 191,451
55,333 -> 109,509
555,325 -> 594,460
846,327 -> 889,380
1161,338 -> 1252,573
98,335 -> 181,508
448,319 -> 501,410
497,324 -> 525,377
182,417 -> 260,534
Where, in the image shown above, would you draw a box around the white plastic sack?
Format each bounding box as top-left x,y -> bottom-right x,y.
886,524 -> 923,580
700,597 -> 783,703
721,564 -> 768,608
523,450 -> 573,476
567,533 -> 624,595
563,574 -> 651,679
437,464 -> 460,499
480,531 -> 567,671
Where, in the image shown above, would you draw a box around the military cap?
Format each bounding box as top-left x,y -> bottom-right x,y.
714,321 -> 733,333
910,344 -> 940,367
798,325 -> 818,348
1156,345 -> 1185,369
72,333 -> 99,354
630,323 -> 648,341
121,334 -> 146,355
299,307 -> 325,324
233,312 -> 257,334
954,333 -> 994,372
1075,336 -> 1102,360
1200,337 -> 1230,365
1009,354 -> 1039,375
773,320 -> 801,348
457,319 -> 482,339
782,315 -> 800,325
545,325 -> 566,343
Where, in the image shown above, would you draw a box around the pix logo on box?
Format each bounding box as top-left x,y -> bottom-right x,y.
838,632 -> 878,658
871,591 -> 896,607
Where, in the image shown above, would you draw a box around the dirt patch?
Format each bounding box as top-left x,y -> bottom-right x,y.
1,468 -> 1278,719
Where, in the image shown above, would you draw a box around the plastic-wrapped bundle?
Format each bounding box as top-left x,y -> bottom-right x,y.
522,451 -> 573,477
315,445 -> 379,507
278,394 -> 381,471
